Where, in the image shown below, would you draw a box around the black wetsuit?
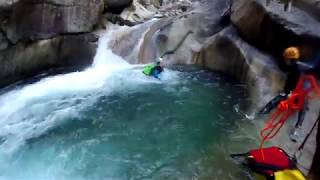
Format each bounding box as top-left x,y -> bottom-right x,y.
284,62 -> 301,94
155,66 -> 164,73
259,61 -> 302,114
260,52 -> 320,114
259,54 -> 320,142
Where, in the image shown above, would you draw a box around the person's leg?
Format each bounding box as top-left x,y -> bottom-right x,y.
290,100 -> 308,142
259,94 -> 288,114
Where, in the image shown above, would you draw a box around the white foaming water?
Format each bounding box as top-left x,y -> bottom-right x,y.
0,26 -> 180,156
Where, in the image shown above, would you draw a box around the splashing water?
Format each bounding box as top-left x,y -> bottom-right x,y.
0,26 -> 258,179
0,26 -> 179,154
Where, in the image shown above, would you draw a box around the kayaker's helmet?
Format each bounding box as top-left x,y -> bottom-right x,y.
283,47 -> 300,60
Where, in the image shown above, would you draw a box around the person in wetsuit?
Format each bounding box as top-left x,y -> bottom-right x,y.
259,47 -> 302,114
259,47 -> 320,142
142,61 -> 164,79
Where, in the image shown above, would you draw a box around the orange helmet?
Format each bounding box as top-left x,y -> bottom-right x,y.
283,47 -> 300,60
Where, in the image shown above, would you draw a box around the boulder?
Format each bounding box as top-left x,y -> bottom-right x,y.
108,20 -> 157,64
0,33 -> 98,88
157,0 -> 192,17
120,0 -> 156,24
102,13 -> 136,26
108,0 -> 285,105
104,0 -> 132,13
193,26 -> 285,107
118,0 -> 193,25
231,0 -> 320,63
109,0 -> 232,63
2,0 -> 104,43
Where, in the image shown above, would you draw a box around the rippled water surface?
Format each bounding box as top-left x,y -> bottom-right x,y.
0,29 -> 259,180
0,67 -> 259,180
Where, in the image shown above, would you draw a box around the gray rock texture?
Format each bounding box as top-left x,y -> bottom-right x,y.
107,0 -> 320,178
3,0 -> 104,43
0,0 -> 104,87
0,0 -> 319,178
0,33 -> 98,87
231,0 -> 320,64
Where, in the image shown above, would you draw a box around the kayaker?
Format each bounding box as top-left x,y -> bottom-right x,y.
142,61 -> 164,79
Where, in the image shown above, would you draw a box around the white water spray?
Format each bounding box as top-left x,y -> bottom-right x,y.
0,28 -> 125,154
0,25 -> 253,180
0,26 -> 181,156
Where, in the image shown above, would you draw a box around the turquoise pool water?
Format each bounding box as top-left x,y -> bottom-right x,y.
0,66 -> 259,180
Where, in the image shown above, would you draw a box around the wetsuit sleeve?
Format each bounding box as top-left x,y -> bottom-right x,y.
284,62 -> 301,94
156,66 -> 164,73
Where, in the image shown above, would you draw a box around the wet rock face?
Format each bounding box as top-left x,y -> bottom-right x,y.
107,0 -> 284,104
0,0 -> 104,87
0,33 -> 98,87
110,0 -> 232,64
2,0 -> 104,43
231,0 -> 320,64
230,1 -> 320,177
108,1 -> 319,177
120,0 -> 156,24
194,26 -> 285,106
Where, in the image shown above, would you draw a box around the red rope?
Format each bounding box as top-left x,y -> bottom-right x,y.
259,74 -> 320,159
259,103 -> 295,159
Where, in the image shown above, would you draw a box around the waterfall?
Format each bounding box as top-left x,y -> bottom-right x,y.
92,27 -> 130,68
0,25 -> 181,158
0,23 -> 254,180
0,26 -> 137,155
